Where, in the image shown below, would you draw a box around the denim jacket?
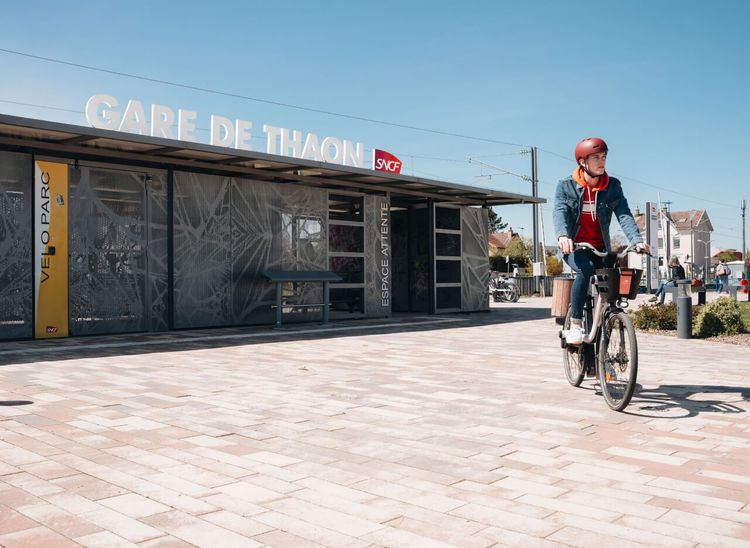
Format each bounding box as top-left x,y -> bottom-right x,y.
553,175 -> 643,253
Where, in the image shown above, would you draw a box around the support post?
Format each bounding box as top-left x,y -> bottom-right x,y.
275,282 -> 283,329
323,281 -> 330,324
676,280 -> 692,339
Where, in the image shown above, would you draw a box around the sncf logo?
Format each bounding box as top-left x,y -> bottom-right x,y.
373,149 -> 402,174
45,326 -> 58,333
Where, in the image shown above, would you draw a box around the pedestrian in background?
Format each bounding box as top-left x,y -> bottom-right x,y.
650,256 -> 686,304
716,259 -> 730,294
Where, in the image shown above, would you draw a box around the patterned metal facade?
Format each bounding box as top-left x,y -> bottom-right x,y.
0,152 -> 33,340
68,166 -> 169,335
0,154 -> 492,338
173,172 -> 328,328
461,206 -> 490,312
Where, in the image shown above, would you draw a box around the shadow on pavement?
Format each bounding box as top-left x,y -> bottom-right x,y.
0,306 -> 552,366
626,384 -> 750,418
0,400 -> 34,406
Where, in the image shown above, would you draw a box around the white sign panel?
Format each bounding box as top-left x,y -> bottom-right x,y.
647,202 -> 659,288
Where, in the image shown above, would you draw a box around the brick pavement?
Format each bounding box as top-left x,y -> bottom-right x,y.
1,297 -> 749,547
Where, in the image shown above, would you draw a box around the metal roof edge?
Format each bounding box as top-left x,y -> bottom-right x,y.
0,113 -> 544,205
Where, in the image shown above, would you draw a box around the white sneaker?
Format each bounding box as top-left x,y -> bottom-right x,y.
565,325 -> 584,345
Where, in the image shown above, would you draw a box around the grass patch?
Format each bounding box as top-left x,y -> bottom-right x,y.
740,302 -> 750,330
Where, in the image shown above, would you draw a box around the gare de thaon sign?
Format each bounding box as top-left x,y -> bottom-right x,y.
85,94 -> 367,168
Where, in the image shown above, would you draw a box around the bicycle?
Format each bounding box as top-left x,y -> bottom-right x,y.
489,274 -> 520,303
559,242 -> 648,411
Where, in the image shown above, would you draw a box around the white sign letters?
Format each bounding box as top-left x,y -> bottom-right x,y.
85,94 -> 365,168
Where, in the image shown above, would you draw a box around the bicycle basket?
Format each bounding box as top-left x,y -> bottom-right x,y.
595,268 -> 642,300
618,268 -> 643,299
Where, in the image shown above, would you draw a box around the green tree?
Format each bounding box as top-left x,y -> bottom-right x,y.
490,236 -> 532,273
717,250 -> 740,263
546,253 -> 563,276
487,208 -> 508,233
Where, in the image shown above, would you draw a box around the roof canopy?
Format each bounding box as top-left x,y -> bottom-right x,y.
0,114 -> 544,207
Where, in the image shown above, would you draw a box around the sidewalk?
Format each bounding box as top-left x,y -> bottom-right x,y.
1,299 -> 749,547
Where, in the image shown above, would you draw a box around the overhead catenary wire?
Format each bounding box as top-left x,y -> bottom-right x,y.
0,98 -> 80,115
537,147 -> 736,210
0,48 -> 739,218
0,47 -> 530,149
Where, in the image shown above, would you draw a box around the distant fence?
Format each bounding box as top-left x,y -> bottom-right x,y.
509,276 -> 554,296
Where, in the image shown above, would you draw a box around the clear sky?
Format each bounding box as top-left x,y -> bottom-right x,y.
1,0 -> 747,254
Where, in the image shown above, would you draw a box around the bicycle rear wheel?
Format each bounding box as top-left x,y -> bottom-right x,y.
598,311 -> 638,411
562,309 -> 586,387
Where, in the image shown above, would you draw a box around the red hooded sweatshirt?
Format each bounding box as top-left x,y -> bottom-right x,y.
572,167 -> 609,250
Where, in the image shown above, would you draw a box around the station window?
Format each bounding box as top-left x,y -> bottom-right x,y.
328,192 -> 365,316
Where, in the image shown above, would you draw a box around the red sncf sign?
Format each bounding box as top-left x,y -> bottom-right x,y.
373,149 -> 402,174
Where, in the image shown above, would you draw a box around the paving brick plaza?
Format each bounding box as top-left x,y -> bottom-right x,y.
1,297 -> 749,547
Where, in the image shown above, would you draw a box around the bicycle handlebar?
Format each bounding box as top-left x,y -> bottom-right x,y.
573,242 -> 652,259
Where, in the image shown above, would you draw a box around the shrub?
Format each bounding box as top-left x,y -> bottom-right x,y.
693,297 -> 745,338
630,302 -> 678,331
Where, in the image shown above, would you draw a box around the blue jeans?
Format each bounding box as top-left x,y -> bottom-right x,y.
564,249 -> 604,321
717,275 -> 728,293
654,280 -> 675,304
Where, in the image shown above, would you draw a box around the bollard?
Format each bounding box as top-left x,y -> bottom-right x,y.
676,280 -> 692,339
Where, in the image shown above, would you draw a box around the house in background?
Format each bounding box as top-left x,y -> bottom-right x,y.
634,208 -> 713,278
488,228 -> 520,254
711,249 -> 743,264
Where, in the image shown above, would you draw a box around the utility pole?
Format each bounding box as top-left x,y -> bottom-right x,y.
531,147 -> 540,294
742,199 -> 747,261
531,146 -> 539,264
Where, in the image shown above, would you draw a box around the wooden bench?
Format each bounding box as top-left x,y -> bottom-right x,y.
261,270 -> 342,328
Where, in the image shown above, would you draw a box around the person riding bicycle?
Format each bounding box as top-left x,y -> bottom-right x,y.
554,137 -> 650,345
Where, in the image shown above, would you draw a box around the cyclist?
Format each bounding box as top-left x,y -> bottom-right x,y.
554,137 -> 650,345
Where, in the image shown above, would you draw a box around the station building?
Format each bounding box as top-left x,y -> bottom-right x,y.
0,113 -> 543,340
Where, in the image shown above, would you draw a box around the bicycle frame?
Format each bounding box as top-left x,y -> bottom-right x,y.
581,292 -> 608,344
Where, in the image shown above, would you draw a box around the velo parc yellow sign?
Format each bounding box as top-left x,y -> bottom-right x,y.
34,160 -> 68,338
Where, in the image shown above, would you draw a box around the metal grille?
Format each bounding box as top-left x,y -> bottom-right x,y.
0,152 -> 32,339
173,172 -> 328,328
461,206 -> 489,312
173,172 -> 232,328
231,179 -> 327,325
68,166 -> 168,335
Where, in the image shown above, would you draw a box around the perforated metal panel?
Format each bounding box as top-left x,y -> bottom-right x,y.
0,152 -> 32,339
231,179 -> 327,325
68,166 -> 168,335
461,206 -> 489,312
173,172 -> 328,328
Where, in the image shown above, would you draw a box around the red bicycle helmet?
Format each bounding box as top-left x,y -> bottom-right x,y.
574,137 -> 608,163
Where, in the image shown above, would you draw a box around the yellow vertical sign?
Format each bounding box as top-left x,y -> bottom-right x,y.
35,161 -> 69,338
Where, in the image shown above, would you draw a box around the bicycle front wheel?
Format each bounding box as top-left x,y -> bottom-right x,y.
509,284 -> 520,302
562,308 -> 586,387
598,311 -> 638,411
498,285 -> 512,302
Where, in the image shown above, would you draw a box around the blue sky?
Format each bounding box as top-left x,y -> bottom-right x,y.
1,1 -> 747,253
